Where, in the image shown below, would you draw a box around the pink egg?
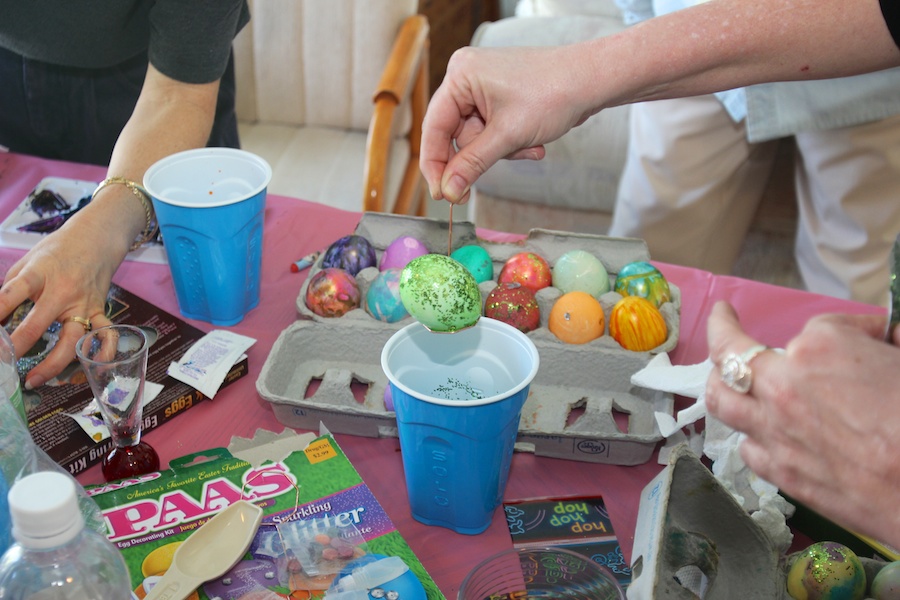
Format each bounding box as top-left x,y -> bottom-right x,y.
380,236 -> 429,271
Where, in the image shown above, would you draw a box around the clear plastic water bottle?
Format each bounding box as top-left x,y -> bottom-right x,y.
0,326 -> 25,424
0,471 -> 132,599
0,474 -> 9,557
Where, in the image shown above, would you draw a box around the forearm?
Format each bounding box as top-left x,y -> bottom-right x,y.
577,0 -> 900,111
71,64 -> 219,258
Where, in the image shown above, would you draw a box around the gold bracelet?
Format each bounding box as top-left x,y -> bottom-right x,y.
92,176 -> 159,251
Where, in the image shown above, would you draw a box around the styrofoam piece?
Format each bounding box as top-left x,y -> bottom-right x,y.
628,445 -> 784,599
257,318 -> 674,465
263,212 -> 682,465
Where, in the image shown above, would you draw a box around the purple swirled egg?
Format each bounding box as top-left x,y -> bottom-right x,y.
321,234 -> 377,276
366,268 -> 409,323
380,235 -> 429,271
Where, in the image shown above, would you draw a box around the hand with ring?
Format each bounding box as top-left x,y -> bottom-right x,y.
705,300 -> 900,551
0,215 -> 120,390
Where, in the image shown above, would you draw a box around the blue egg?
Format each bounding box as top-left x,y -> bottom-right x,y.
614,260 -> 671,307
450,244 -> 494,283
366,269 -> 409,323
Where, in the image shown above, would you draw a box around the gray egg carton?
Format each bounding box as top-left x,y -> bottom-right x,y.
630,444 -> 895,599
258,212 -> 680,465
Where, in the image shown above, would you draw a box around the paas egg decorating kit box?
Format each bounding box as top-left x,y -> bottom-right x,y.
85,429 -> 444,600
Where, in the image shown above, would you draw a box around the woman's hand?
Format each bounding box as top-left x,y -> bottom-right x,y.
420,44 -> 599,205
705,300 -> 900,549
0,204 -> 124,389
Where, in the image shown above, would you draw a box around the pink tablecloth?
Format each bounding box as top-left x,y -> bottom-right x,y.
0,152 -> 883,597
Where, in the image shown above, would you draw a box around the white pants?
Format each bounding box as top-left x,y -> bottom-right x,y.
609,94 -> 900,306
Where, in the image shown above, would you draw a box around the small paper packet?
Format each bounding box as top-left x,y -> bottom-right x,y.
167,330 -> 256,398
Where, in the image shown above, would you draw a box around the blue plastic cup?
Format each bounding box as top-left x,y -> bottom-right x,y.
143,148 -> 272,326
381,318 -> 540,535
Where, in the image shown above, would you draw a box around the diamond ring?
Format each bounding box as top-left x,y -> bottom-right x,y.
720,344 -> 770,394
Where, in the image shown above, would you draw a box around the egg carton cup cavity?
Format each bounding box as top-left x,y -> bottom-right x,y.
297,212 -> 681,355
257,319 -> 673,465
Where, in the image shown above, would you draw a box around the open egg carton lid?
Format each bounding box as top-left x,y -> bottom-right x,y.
259,212 -> 680,465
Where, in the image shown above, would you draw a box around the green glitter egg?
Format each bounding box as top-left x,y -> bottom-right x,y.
786,541 -> 866,600
399,254 -> 482,333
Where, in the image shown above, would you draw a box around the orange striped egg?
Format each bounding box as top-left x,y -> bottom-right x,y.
609,296 -> 667,351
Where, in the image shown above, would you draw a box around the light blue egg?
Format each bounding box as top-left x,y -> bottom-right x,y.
872,560 -> 900,600
552,249 -> 610,298
366,269 -> 409,323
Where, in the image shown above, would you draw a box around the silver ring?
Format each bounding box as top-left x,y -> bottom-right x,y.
720,344 -> 770,394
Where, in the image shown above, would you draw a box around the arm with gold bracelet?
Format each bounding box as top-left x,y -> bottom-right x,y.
0,64 -> 220,390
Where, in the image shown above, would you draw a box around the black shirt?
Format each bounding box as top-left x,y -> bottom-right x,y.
881,0 -> 900,49
0,0 -> 249,83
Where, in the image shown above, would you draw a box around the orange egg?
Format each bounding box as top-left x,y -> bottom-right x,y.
609,296 -> 668,351
548,291 -> 605,344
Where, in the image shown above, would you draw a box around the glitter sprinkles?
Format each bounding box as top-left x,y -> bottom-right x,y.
433,378 -> 485,401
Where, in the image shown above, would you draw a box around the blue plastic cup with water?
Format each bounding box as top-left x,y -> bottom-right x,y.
143,148 -> 272,326
381,318 -> 540,535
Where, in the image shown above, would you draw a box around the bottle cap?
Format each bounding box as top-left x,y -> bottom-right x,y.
8,471 -> 84,549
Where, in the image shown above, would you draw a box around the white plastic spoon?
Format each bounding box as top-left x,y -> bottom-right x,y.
144,499 -> 264,600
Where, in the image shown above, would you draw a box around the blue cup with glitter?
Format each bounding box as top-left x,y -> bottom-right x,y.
381,318 -> 540,535
144,148 -> 271,326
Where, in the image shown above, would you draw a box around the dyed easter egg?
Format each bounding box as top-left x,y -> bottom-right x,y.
399,254 -> 481,333
498,252 -> 552,294
609,296 -> 667,351
548,291 -> 605,344
380,235 -> 429,271
384,386 -> 394,411
304,268 -> 360,317
321,234 -> 377,276
614,261 -> 671,307
552,249 -> 610,298
484,282 -> 540,333
872,560 -> 900,599
786,542 -> 866,600
451,244 -> 494,283
365,268 -> 409,323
